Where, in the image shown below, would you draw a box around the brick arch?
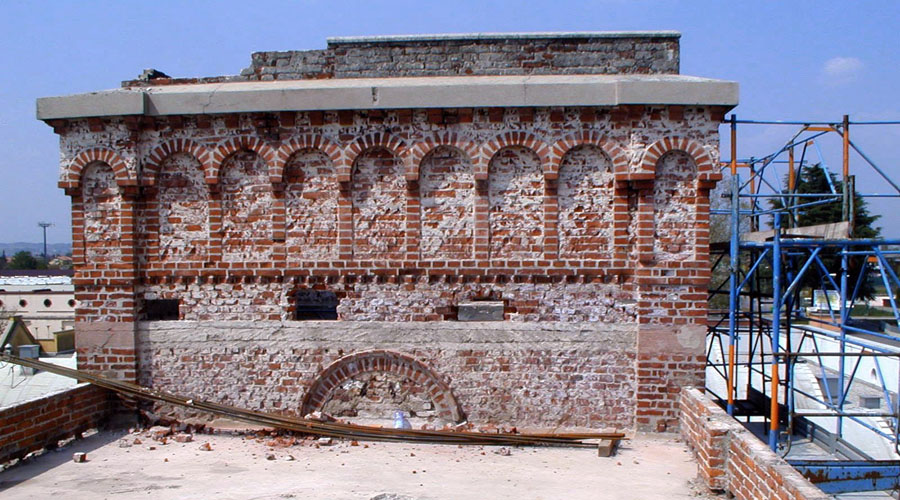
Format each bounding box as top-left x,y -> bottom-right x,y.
640,137 -> 717,180
211,136 -> 277,184
273,135 -> 343,184
550,132 -> 628,178
480,131 -> 551,180
142,139 -> 212,186
300,350 -> 464,423
343,132 -> 408,183
407,132 -> 479,181
61,148 -> 134,189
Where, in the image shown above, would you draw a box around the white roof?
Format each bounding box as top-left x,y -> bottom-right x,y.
0,355 -> 80,409
0,275 -> 73,292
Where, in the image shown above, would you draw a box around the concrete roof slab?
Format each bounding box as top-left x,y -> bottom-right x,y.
37,74 -> 738,120
37,90 -> 144,120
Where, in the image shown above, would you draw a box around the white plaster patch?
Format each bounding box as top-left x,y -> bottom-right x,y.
221,150 -> 275,262
157,153 -> 209,262
81,162 -> 123,262
653,150 -> 697,260
488,146 -> 544,258
419,146 -> 474,259
352,148 -> 405,259
558,145 -> 614,258
284,149 -> 339,261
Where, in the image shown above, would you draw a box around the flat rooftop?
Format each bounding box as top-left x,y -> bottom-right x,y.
0,431 -> 720,500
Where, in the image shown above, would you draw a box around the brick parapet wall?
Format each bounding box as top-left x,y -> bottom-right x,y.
121,33 -> 680,86
0,384 -> 115,464
679,387 -> 832,499
635,325 -> 705,432
138,321 -> 639,430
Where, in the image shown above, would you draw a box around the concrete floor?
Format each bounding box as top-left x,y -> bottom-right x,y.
0,430 -> 720,500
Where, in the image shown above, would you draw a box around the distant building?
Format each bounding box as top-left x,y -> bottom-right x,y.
0,270 -> 76,353
0,316 -> 79,409
49,255 -> 74,269
0,316 -> 38,353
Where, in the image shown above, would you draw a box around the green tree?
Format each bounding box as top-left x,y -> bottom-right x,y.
8,251 -> 46,270
772,164 -> 881,299
777,164 -> 880,238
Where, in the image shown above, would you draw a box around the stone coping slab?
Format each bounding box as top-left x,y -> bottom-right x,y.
37,74 -> 738,120
326,31 -> 682,44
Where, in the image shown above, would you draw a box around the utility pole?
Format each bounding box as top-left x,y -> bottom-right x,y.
38,222 -> 53,259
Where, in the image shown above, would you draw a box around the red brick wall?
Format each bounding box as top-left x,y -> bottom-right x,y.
679,388 -> 831,499
137,322 -> 639,430
0,385 -> 115,463
56,105 -> 723,427
55,106 -> 723,326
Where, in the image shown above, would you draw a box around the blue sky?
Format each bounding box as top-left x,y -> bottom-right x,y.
1,0 -> 898,243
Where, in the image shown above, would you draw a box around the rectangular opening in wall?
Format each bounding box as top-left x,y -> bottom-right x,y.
143,299 -> 180,321
860,396 -> 882,409
817,375 -> 844,401
294,290 -> 338,320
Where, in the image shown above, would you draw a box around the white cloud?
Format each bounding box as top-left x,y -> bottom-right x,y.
822,56 -> 864,85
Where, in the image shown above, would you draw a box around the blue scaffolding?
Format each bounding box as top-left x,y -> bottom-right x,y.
706,116 -> 900,494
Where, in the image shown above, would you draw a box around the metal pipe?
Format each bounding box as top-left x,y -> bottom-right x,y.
847,139 -> 900,194
781,248 -> 822,303
838,246 -> 849,438
727,173 -> 740,415
775,352 -> 900,357
729,119 -> 900,125
843,115 -> 850,180
770,212 -> 782,451
730,114 -> 737,176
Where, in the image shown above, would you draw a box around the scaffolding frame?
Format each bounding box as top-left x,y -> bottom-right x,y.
706,116 -> 900,494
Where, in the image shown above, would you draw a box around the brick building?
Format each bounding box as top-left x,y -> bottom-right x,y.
38,32 -> 737,431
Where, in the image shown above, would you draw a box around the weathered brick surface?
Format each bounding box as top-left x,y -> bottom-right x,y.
138,322 -> 637,429
284,149 -> 339,262
82,163 -> 123,263
122,33 -> 680,86
680,388 -> 832,499
419,146 -> 475,260
220,150 -> 275,263
155,153 -> 209,264
653,151 -> 698,259
53,31 -> 725,429
488,146 -> 544,259
558,145 -> 614,258
0,384 -> 115,463
351,148 -> 406,259
54,104 -> 721,427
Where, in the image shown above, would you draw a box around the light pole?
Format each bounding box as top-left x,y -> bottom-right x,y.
38,222 -> 53,259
